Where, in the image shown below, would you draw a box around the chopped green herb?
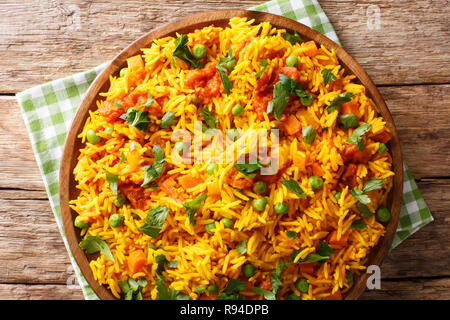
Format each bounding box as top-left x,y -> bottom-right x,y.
326,92 -> 356,113
79,235 -> 115,262
235,240 -> 247,254
105,171 -> 119,196
267,73 -> 301,120
118,277 -> 147,300
201,108 -> 217,129
112,101 -> 123,109
321,69 -> 337,84
346,123 -> 372,151
350,188 -> 371,205
283,31 -> 303,44
138,205 -> 169,238
155,276 -> 189,300
216,64 -> 233,95
280,179 -> 307,199
114,193 -> 125,207
299,241 -> 334,265
141,145 -> 165,187
218,279 -> 246,300
233,161 -> 264,178
160,111 -> 177,129
119,152 -> 126,164
183,193 -> 207,226
172,34 -> 201,69
378,143 -> 387,153
138,90 -> 154,108
351,219 -> 368,229
286,230 -> 297,239
357,202 -> 373,218
270,259 -> 286,296
120,107 -> 151,132
362,178 -> 386,193
295,89 -> 314,106
255,59 -> 269,80
339,114 -> 359,129
251,286 -> 276,300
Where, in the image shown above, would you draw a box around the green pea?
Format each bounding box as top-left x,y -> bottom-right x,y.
295,278 -> 309,293
109,214 -> 124,228
104,127 -> 114,136
253,181 -> 267,194
205,222 -> 216,234
232,104 -> 244,116
192,44 -> 207,59
221,218 -> 233,228
287,293 -> 300,300
285,55 -> 299,67
309,176 -> 324,189
252,197 -> 267,212
155,254 -> 166,265
74,216 -> 89,229
173,141 -> 185,154
242,263 -> 255,277
206,163 -> 219,175
376,206 -> 391,223
274,202 -> 289,215
346,272 -> 353,284
207,284 -> 218,294
378,143 -> 387,153
119,67 -> 128,77
194,287 -> 206,295
86,129 -> 101,144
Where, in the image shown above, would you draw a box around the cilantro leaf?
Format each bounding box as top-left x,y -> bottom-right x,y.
141,145 -> 165,187
138,90 -> 154,108
114,193 -> 125,207
357,202 -> 373,218
183,193 -> 207,226
351,220 -> 368,229
138,205 -> 169,238
321,69 -> 337,84
350,189 -> 371,205
251,286 -> 276,300
172,34 -> 201,69
160,111 -> 177,129
346,123 -> 372,151
280,179 -> 307,199
362,178 -> 386,193
339,114 -> 359,129
105,171 -> 119,196
201,108 -> 217,129
79,235 -> 115,262
119,152 -> 126,164
218,279 -> 246,300
120,107 -> 151,132
119,277 -> 148,300
155,277 -> 189,300
295,89 -> 314,106
326,92 -> 356,114
267,74 -> 301,120
270,259 -> 286,295
233,161 -> 264,178
282,31 -> 303,44
286,230 -> 297,239
255,59 -> 268,80
216,63 -> 233,95
299,241 -> 334,265
235,240 -> 247,254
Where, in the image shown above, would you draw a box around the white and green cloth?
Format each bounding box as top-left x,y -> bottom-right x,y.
16,0 -> 433,300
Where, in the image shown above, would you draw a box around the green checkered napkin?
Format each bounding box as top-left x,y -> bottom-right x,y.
16,0 -> 433,300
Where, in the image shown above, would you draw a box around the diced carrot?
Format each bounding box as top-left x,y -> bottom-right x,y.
293,152 -> 308,171
341,101 -> 360,118
341,163 -> 357,187
299,263 -> 315,274
312,162 -> 325,177
179,174 -> 204,190
283,114 -> 302,135
328,230 -> 350,247
259,278 -> 272,291
128,250 -> 147,275
126,55 -> 144,72
279,67 -> 300,82
301,41 -> 318,57
341,144 -> 371,164
161,178 -> 183,203
207,181 -> 221,197
371,129 -> 392,143
323,290 -> 343,300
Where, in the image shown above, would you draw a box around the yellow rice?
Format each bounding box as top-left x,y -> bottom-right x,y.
70,17 -> 394,300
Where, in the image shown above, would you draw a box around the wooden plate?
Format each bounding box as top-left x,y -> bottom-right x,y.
59,9 -> 403,300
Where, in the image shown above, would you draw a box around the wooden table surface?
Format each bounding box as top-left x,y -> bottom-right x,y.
0,0 -> 449,300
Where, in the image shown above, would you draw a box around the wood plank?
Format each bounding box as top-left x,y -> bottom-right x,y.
0,284 -> 84,300
2,84 -> 448,191
0,179 -> 448,286
360,277 -> 450,300
0,0 -> 449,92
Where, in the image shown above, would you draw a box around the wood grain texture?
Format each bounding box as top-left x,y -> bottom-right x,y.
0,284 -> 84,300
0,0 -> 449,92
